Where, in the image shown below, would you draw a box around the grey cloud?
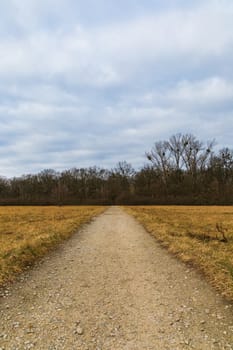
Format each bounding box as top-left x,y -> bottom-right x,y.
1,2 -> 233,86
0,1 -> 233,177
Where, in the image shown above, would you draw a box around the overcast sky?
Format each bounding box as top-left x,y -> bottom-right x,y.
0,0 -> 233,177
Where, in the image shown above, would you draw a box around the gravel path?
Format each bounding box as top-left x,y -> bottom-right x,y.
0,207 -> 233,350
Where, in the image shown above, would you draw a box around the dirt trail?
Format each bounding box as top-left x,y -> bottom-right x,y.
0,207 -> 233,350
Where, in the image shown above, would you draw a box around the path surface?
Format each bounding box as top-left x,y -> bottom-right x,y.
0,207 -> 233,350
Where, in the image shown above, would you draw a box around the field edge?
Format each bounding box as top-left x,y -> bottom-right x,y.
123,205 -> 233,303
0,206 -> 107,288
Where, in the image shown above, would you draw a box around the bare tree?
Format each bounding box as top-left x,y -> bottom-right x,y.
166,133 -> 185,171
146,141 -> 170,187
181,134 -> 215,187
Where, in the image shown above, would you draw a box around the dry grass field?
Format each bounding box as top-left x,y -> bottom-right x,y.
0,206 -> 105,285
125,206 -> 233,300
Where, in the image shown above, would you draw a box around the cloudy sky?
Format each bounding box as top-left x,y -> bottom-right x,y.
0,0 -> 233,177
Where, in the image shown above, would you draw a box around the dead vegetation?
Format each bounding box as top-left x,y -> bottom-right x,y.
0,206 -> 105,285
124,206 -> 233,300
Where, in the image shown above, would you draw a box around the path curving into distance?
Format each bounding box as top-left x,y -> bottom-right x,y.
0,207 -> 233,349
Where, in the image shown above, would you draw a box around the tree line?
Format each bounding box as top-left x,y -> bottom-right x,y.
0,133 -> 232,205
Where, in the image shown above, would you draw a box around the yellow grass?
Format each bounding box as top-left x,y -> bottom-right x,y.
0,206 -> 106,285
125,206 -> 233,301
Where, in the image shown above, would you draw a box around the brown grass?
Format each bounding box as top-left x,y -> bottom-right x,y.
124,206 -> 233,301
0,206 -> 106,285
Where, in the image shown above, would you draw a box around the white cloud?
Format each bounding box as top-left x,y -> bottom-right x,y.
0,0 -> 233,176
170,78 -> 233,104
1,1 -> 233,85
141,77 -> 233,107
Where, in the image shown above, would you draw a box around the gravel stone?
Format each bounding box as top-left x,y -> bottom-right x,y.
0,207 -> 233,349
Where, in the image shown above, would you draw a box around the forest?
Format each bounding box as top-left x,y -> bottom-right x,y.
0,133 -> 232,205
